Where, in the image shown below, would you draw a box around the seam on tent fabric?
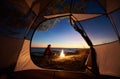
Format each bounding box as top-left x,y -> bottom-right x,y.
95,0 -> 107,14
108,14 -> 120,41
24,0 -> 51,39
93,40 -> 119,47
24,0 -> 37,39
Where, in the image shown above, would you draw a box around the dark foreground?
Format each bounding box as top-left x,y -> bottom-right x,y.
7,69 -> 120,79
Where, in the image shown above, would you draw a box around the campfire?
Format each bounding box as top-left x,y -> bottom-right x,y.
60,49 -> 65,58
52,49 -> 85,62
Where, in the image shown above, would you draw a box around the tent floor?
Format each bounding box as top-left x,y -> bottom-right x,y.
4,69 -> 120,79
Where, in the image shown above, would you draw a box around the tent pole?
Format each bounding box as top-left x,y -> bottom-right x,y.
70,16 -> 99,75
108,14 -> 120,41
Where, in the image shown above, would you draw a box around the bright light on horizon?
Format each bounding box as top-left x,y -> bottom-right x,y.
31,46 -> 89,48
60,49 -> 65,58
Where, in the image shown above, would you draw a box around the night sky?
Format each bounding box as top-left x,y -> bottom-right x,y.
31,16 -> 118,48
31,18 -> 89,48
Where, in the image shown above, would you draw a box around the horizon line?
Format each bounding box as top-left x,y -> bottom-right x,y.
31,46 -> 89,49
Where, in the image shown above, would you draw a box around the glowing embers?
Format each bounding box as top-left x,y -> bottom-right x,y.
60,49 -> 65,58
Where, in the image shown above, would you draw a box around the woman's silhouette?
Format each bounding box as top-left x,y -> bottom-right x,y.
44,44 -> 52,56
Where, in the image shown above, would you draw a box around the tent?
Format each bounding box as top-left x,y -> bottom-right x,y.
0,0 -> 120,79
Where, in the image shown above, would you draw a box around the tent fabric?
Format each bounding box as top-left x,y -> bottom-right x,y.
110,9 -> 120,39
44,13 -> 70,19
0,0 -> 36,38
106,0 -> 120,13
71,14 -> 102,21
0,36 -> 24,73
15,40 -> 42,71
25,0 -> 42,15
94,41 -> 120,77
86,41 -> 120,77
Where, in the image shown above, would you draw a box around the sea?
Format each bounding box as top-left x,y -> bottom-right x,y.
31,48 -> 79,56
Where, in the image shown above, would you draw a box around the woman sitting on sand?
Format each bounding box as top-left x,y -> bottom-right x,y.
44,44 -> 52,56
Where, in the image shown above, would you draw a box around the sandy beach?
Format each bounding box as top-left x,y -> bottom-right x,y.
31,49 -> 90,72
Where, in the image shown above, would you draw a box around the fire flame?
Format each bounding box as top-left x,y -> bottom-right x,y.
60,49 -> 65,58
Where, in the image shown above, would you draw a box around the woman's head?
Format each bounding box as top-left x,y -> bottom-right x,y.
48,44 -> 51,47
